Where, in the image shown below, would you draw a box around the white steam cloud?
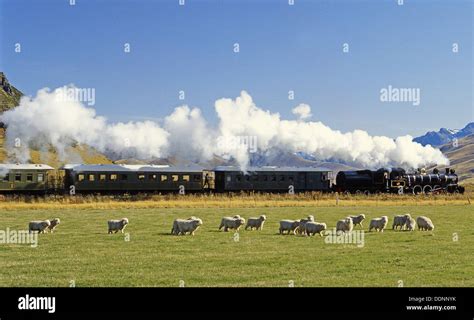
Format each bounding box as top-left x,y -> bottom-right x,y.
292,103 -> 312,120
0,86 -> 449,169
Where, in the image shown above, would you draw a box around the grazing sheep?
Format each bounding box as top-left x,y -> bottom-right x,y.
405,217 -> 416,231
171,217 -> 203,236
336,217 -> 354,233
245,215 -> 267,231
28,220 -> 51,234
392,214 -> 412,230
305,222 -> 327,236
296,215 -> 315,235
369,216 -> 389,232
46,218 -> 60,233
416,216 -> 434,231
219,216 -> 246,232
349,214 -> 366,228
108,218 -> 129,234
279,220 -> 300,235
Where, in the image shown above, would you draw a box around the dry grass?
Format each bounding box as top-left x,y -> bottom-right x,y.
0,191 -> 471,210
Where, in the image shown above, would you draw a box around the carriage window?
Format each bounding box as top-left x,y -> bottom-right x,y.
149,174 -> 157,180
99,174 -> 107,181
37,173 -> 43,182
227,176 -> 231,182
321,174 -> 326,181
271,175 -> 276,181
161,175 -> 168,182
245,175 -> 250,181
78,174 -> 85,182
88,174 -> 95,182
252,175 -> 259,181
236,175 -> 242,182
172,175 -> 179,182
280,176 -> 285,181
110,174 -> 118,181
26,174 -> 33,182
263,175 -> 268,181
288,176 -> 294,182
138,174 -> 145,181
194,174 -> 201,181
120,174 -> 128,181
3,174 -> 9,182
182,175 -> 190,182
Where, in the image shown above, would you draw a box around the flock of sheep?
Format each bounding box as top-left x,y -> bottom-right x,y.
27,213 -> 435,236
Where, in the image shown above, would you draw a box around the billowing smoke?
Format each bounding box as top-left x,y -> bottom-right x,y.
0,86 -> 449,169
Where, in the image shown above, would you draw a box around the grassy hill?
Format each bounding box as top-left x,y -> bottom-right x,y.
439,134 -> 474,184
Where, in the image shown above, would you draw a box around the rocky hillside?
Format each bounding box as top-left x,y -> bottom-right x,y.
0,72 -> 23,112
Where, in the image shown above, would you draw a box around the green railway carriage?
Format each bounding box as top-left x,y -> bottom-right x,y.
0,164 -> 55,193
213,166 -> 332,193
62,164 -> 205,194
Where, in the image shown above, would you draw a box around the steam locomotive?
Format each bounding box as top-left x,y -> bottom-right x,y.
0,163 -> 465,195
334,167 -> 464,194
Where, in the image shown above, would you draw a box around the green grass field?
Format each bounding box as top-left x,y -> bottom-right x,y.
0,205 -> 472,287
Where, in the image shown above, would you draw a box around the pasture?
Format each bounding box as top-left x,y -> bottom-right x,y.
0,205 -> 472,287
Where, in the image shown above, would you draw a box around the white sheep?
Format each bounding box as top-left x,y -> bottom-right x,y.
46,218 -> 60,233
405,217 -> 416,231
336,217 -> 354,233
392,214 -> 412,230
172,217 -> 203,236
349,214 -> 366,228
369,216 -> 389,232
296,215 -> 315,235
245,215 -> 267,231
305,222 -> 327,236
279,220 -> 300,235
28,220 -> 51,234
218,216 -> 246,232
108,218 -> 129,234
416,216 -> 434,231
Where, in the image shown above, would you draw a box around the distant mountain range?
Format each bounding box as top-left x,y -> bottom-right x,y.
413,122 -> 474,147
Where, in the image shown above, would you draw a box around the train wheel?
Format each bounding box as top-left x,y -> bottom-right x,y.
423,185 -> 432,194
412,185 -> 422,195
355,190 -> 362,195
364,190 -> 370,196
344,191 -> 351,196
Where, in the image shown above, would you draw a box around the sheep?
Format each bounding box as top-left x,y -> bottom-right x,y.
369,216 -> 389,232
245,215 -> 267,231
46,218 -> 60,233
279,220 -> 300,235
336,217 -> 354,233
218,216 -> 246,232
349,214 -> 366,228
416,216 -> 434,231
392,214 -> 412,230
405,217 -> 416,231
305,222 -> 327,236
28,220 -> 51,234
296,215 -> 315,235
171,217 -> 203,236
108,218 -> 129,234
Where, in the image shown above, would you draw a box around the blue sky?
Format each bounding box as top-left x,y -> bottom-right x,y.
1,0 -> 472,138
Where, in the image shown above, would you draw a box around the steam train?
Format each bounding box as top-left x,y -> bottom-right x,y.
334,167 -> 464,195
0,163 -> 464,195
